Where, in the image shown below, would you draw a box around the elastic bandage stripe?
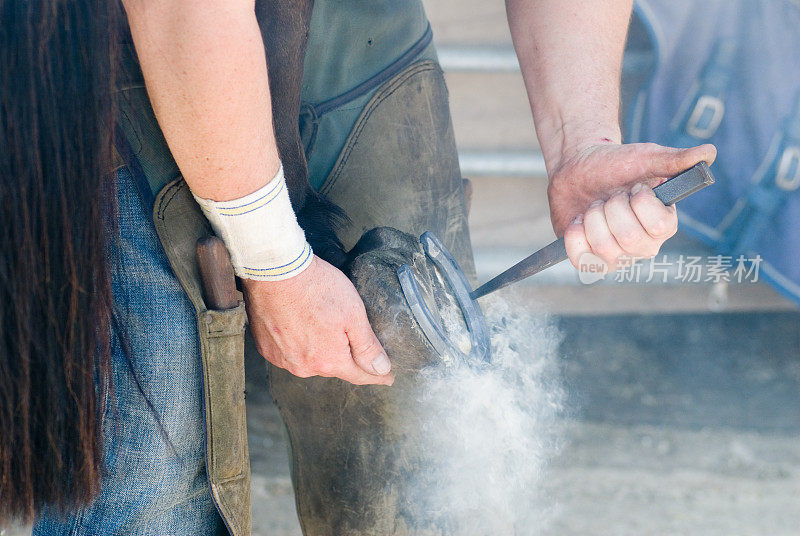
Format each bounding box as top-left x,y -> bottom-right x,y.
217,181 -> 285,216
240,242 -> 312,277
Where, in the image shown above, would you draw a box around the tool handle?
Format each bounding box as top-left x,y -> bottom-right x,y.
196,236 -> 239,310
652,161 -> 715,205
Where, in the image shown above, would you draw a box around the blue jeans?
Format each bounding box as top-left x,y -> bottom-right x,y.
33,167 -> 226,535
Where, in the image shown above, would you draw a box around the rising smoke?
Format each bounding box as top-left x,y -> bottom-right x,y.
396,294 -> 565,535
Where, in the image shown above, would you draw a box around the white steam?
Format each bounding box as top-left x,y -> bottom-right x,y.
399,294 -> 564,535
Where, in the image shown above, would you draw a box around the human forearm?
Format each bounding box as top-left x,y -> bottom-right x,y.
506,0 -> 632,169
123,0 -> 279,200
505,0 -> 715,274
122,1 -> 391,385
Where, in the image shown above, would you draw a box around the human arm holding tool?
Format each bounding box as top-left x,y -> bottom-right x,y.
506,0 -> 717,271
122,0 -> 391,385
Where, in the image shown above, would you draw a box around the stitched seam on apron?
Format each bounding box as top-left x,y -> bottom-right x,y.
320,61 -> 440,195
311,24 -> 433,117
156,180 -> 186,221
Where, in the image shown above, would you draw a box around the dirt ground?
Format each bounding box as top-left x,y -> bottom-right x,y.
242,311 -> 800,536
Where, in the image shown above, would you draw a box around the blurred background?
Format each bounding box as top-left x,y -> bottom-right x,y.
5,1 -> 799,535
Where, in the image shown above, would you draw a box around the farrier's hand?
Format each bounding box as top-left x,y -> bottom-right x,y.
548,141 -> 717,271
242,256 -> 394,386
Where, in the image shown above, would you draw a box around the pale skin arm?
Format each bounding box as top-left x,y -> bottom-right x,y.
506,0 -> 716,270
122,0 -> 392,385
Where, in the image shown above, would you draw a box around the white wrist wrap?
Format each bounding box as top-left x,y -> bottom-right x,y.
193,165 -> 313,281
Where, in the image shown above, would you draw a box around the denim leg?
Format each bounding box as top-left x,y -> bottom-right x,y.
33,167 -> 225,535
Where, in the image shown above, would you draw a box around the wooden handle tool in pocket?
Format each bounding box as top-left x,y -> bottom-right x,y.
196,236 -> 239,310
